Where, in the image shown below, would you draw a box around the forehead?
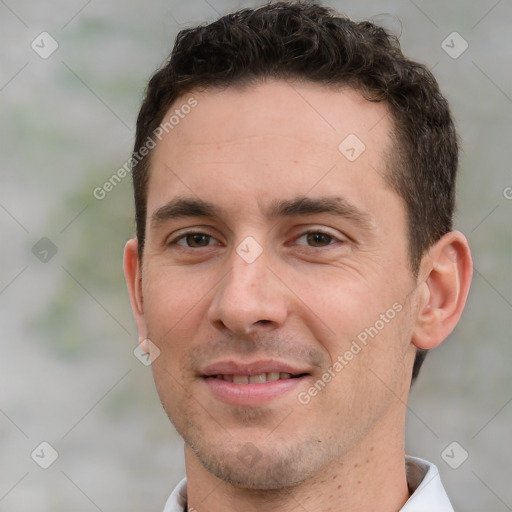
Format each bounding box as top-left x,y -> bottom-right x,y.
147,80 -> 396,216
162,80 -> 391,155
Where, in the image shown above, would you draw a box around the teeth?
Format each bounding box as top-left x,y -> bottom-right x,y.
217,372 -> 296,384
249,373 -> 267,384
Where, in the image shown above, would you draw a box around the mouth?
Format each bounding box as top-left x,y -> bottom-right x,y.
201,360 -> 311,406
207,372 -> 308,384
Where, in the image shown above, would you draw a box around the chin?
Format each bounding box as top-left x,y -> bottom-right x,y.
188,433 -> 331,490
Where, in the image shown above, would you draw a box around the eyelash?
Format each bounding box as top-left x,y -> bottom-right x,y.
168,229 -> 344,249
295,230 -> 340,248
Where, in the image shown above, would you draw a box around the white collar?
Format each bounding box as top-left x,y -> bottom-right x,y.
162,456 -> 454,512
401,456 -> 454,511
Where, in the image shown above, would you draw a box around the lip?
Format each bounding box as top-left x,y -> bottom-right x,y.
201,359 -> 311,407
204,375 -> 309,406
201,359 -> 310,377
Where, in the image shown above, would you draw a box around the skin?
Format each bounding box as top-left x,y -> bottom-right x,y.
124,80 -> 472,512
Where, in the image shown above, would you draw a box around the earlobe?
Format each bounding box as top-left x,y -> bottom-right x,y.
123,238 -> 147,341
412,231 -> 473,350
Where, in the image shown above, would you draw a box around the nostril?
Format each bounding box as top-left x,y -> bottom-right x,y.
210,318 -> 227,331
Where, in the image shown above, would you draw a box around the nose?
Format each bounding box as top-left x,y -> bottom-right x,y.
207,245 -> 289,336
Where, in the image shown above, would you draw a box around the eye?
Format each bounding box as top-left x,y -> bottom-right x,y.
296,230 -> 340,248
172,232 -> 219,248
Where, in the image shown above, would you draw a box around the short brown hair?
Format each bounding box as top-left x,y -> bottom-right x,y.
131,1 -> 459,382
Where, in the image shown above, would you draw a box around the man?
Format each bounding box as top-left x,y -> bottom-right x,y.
124,2 -> 473,511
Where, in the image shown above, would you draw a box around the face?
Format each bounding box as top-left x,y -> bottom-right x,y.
129,80 -> 421,489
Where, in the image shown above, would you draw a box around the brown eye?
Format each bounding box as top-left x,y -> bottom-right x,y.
305,232 -> 333,247
175,233 -> 214,247
187,234 -> 211,247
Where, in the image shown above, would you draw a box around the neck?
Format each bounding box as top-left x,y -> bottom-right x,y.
183,412 -> 410,512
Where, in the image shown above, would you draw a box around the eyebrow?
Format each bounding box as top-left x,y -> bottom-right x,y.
267,196 -> 373,229
150,195 -> 374,231
151,197 -> 222,226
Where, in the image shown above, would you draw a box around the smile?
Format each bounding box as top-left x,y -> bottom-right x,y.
211,372 -> 302,384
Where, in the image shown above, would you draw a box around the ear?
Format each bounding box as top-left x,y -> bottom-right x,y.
412,231 -> 473,350
123,238 -> 150,353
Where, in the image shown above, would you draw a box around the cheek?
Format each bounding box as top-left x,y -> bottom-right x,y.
143,265 -> 212,327
141,266 -> 216,381
292,268 -> 395,341
296,269 -> 412,387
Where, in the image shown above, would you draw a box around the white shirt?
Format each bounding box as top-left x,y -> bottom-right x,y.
162,456 -> 454,512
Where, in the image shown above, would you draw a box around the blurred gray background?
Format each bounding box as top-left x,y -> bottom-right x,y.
1,0 -> 511,510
